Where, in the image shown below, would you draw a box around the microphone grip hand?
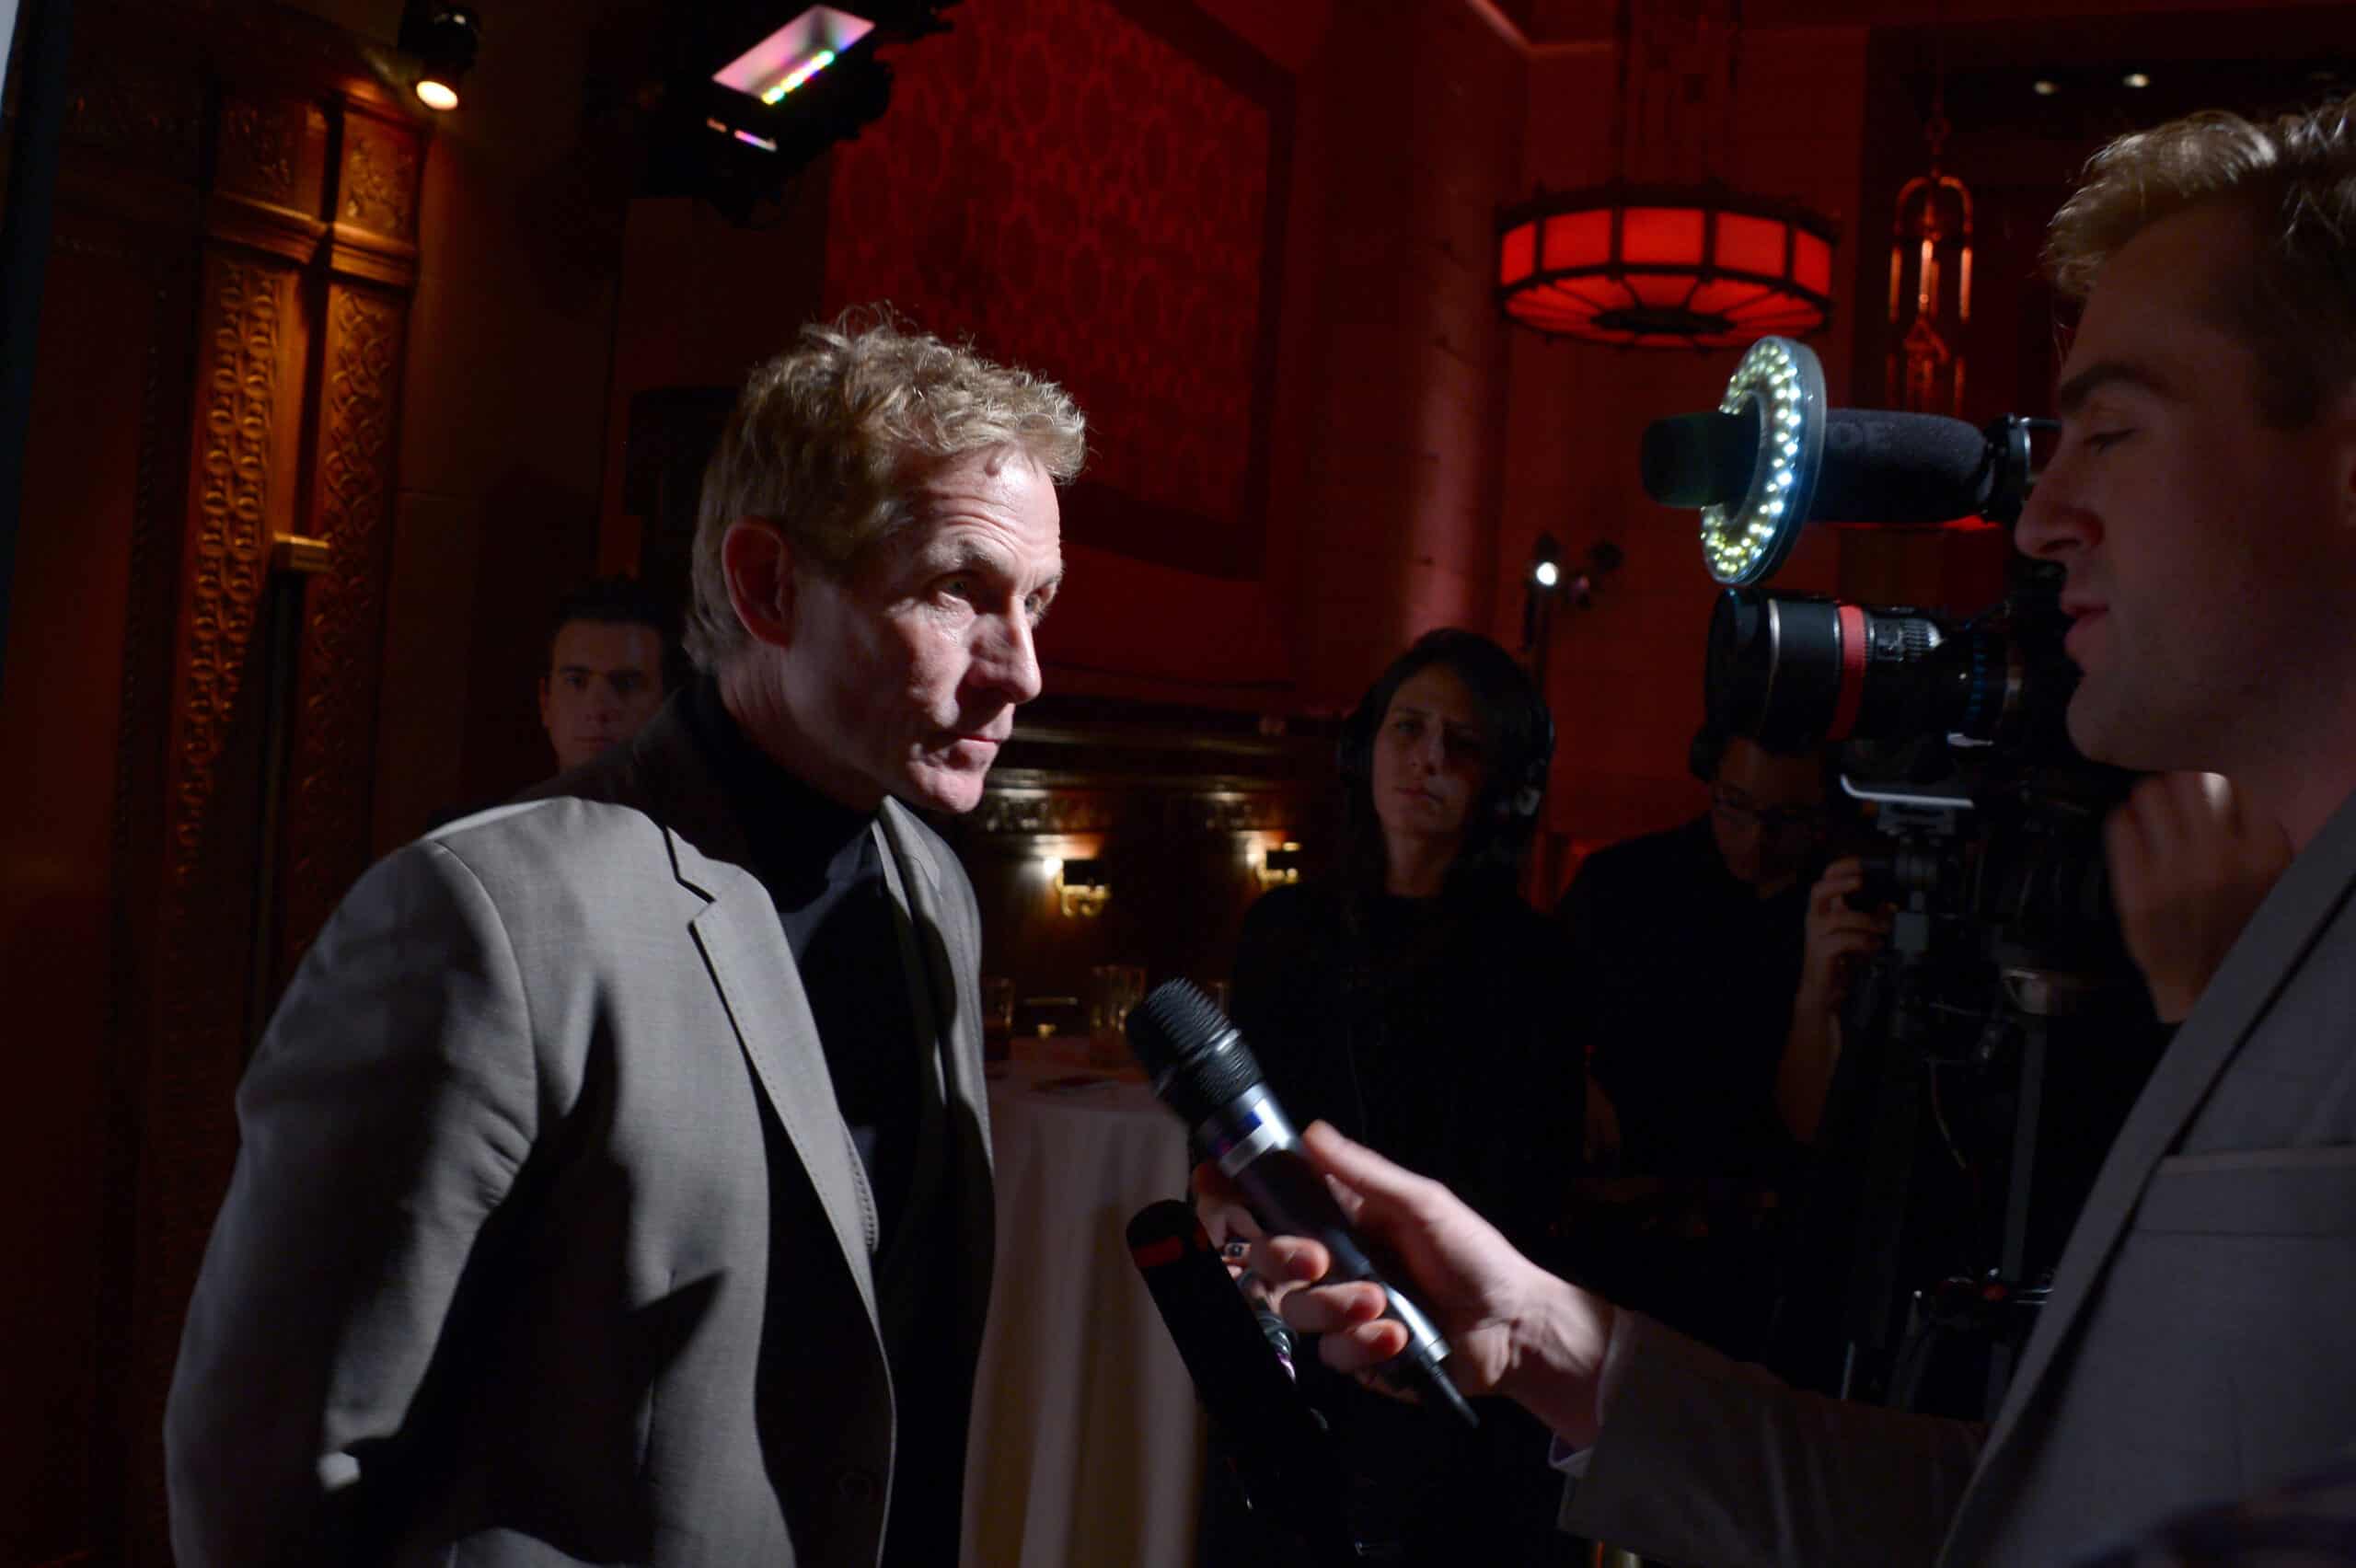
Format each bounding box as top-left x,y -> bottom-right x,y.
1228,1147 -> 1478,1425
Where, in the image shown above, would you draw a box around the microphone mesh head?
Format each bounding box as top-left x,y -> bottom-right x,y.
1126,979 -> 1264,1122
1126,979 -> 1225,1075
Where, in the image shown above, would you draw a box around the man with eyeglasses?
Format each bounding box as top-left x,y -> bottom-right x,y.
1553,725 -> 1872,1355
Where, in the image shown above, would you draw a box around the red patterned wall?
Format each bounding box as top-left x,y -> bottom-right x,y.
824,0 -> 1285,579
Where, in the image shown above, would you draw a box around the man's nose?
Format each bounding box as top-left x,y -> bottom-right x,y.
2014,454 -> 2098,562
976,611 -> 1043,706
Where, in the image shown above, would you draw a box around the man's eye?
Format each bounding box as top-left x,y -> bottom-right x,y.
2086,430 -> 2134,452
612,674 -> 644,694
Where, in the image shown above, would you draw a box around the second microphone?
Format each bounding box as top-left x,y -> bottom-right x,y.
1125,977 -> 1479,1428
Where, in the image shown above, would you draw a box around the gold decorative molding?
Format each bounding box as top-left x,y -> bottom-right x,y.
341,114 -> 421,241
132,247 -> 294,1567
218,98 -> 303,204
278,286 -> 406,980
976,790 -> 1123,836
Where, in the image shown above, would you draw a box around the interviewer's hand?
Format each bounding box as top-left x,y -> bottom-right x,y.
1204,1122 -> 1617,1447
2106,773 -> 2291,1024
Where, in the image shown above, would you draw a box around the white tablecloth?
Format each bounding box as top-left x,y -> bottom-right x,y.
961,1058 -> 1206,1567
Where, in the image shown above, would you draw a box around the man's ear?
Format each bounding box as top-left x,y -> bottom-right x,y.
537,676 -> 553,730
721,519 -> 796,651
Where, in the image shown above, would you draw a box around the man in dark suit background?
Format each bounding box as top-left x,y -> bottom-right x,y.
1242,93 -> 2356,1566
164,314 -> 1085,1566
537,574 -> 674,774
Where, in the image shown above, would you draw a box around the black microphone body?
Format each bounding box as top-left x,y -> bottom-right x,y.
1126,1201 -> 1358,1565
1126,981 -> 1480,1428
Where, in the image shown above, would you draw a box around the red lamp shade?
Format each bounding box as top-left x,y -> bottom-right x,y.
1498,182 -> 1838,349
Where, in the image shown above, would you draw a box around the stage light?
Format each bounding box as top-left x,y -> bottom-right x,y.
713,9 -> 873,106
2122,71 -> 2151,89
2033,78 -> 2060,97
400,1 -> 479,112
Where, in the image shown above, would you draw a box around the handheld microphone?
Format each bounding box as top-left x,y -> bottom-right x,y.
1126,1201 -> 1359,1565
1126,981 -> 1479,1428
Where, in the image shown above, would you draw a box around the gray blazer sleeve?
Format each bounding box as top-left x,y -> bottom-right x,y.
1564,1312 -> 1987,1568
165,839 -> 538,1566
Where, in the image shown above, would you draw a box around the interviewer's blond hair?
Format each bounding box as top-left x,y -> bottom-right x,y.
685,310 -> 1087,670
2046,94 -> 2356,425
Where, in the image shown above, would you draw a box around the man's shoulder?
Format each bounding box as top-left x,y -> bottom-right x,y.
410,796 -> 687,906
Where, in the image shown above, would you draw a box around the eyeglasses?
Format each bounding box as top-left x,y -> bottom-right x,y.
1711,785 -> 1829,840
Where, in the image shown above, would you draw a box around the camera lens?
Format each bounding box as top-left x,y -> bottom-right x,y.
1706,589 -> 2012,749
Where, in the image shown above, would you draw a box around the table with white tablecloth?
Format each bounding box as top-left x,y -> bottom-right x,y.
960,1057 -> 1207,1568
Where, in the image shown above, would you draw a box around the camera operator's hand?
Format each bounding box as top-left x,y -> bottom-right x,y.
1778,858 -> 1888,1143
1222,1121 -> 1618,1447
2107,772 -> 2291,1024
1801,857 -> 1889,1011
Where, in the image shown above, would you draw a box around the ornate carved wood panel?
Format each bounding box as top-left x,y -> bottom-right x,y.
15,5 -> 432,1561
277,282 -> 408,989
121,246 -> 310,1562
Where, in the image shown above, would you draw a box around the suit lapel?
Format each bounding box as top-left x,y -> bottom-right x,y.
1961,784 -> 2356,1511
577,702 -> 885,1330
873,803 -> 998,1366
875,802 -> 988,1150
679,835 -> 882,1327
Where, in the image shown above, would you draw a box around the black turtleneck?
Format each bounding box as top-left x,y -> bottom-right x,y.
680,677 -> 971,1566
680,675 -> 926,1240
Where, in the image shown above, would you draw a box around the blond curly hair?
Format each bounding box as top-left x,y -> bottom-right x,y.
2047,94 -> 2356,426
685,310 -> 1088,670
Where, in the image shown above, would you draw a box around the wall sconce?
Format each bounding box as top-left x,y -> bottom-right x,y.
1256,842 -> 1303,889
1053,857 -> 1111,917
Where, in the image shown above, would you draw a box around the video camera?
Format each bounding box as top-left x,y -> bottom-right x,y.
1643,339 -> 2163,1419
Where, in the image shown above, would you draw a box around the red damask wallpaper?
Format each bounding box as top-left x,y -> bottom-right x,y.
824,0 -> 1287,579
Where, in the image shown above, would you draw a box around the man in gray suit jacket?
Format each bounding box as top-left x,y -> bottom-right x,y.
165,316 -> 1086,1565
1241,94 -> 2356,1567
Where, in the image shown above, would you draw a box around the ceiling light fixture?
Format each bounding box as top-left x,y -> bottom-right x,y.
1496,0 -> 1838,349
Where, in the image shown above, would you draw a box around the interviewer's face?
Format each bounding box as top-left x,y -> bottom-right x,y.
780,447 -> 1063,814
2015,202 -> 2356,775
1370,665 -> 1490,853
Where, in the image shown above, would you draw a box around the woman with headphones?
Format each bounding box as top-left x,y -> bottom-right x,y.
1200,628 -> 1590,1566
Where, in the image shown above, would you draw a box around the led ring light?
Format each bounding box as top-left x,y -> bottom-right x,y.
1701,336 -> 1826,586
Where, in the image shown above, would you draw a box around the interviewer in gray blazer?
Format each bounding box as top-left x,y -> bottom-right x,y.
1235,94 -> 2356,1568
164,315 -> 1086,1566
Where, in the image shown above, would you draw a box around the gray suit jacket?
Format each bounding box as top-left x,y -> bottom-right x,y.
165,704 -> 997,1566
1564,783 -> 2356,1566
